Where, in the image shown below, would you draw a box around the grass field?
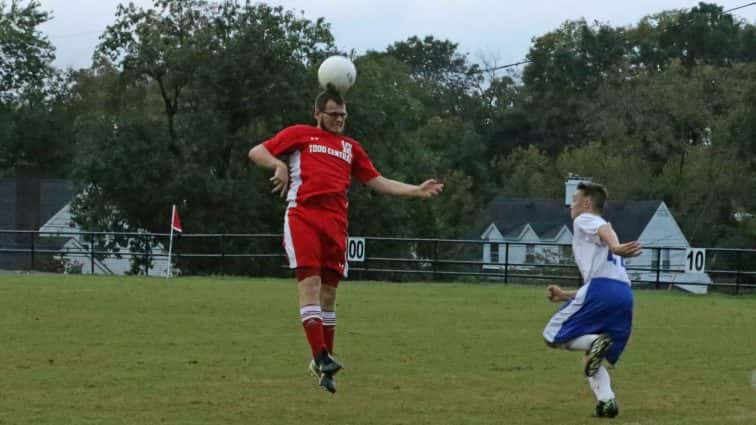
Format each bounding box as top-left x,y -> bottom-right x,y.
0,274 -> 754,425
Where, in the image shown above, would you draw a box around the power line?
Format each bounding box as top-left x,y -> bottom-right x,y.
468,60 -> 530,75
725,2 -> 756,13
471,1 -> 756,75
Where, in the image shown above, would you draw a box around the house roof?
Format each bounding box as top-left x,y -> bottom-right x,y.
479,197 -> 661,241
0,178 -> 75,231
603,200 -> 663,242
40,180 -> 75,227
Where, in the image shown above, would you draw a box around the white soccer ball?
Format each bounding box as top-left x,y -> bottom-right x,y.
318,55 -> 357,94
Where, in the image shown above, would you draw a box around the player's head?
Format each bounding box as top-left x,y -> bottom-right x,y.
571,182 -> 608,219
314,88 -> 347,134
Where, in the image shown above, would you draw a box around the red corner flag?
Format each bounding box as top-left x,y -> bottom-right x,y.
171,204 -> 183,233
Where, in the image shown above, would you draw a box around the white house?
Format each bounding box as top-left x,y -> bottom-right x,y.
478,178 -> 712,294
39,203 -> 172,276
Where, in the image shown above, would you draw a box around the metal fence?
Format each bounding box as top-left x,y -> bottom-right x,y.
1,230 -> 755,293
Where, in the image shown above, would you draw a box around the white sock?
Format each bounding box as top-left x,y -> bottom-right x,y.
322,310 -> 336,327
566,334 -> 599,351
588,365 -> 615,401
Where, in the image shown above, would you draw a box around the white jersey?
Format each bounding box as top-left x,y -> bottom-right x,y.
572,213 -> 631,285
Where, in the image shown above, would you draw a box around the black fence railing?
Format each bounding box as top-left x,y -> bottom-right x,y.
1,230 -> 754,293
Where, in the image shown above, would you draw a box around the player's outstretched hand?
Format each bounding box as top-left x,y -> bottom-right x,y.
416,179 -> 444,199
546,284 -> 566,302
270,163 -> 289,198
612,241 -> 642,258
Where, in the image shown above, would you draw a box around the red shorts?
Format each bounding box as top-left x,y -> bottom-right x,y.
283,201 -> 348,280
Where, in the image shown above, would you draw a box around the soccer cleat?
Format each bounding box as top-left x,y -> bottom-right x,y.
308,360 -> 337,393
308,359 -> 321,378
594,399 -> 619,418
584,334 -> 612,377
315,350 -> 343,376
319,373 -> 337,394
308,352 -> 342,394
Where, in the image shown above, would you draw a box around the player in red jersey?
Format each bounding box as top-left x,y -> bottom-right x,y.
248,89 -> 443,393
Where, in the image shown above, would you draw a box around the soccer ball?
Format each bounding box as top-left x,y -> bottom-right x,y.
318,55 -> 357,94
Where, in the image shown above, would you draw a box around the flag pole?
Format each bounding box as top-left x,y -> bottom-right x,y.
167,204 -> 176,278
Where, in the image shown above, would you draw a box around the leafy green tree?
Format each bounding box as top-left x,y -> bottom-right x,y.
71,0 -> 334,273
343,51 -> 486,239
580,62 -> 735,173
476,75 -> 538,163
386,35 -> 480,89
654,144 -> 746,246
0,0 -> 54,102
629,3 -> 749,70
554,141 -> 655,200
0,0 -> 75,177
493,145 -> 561,199
522,19 -> 629,150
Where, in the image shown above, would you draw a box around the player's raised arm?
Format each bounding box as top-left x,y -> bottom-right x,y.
598,223 -> 642,257
365,176 -> 444,199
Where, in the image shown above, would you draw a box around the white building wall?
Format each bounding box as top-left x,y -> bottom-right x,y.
479,203 -> 709,294
40,203 -> 173,276
630,203 -> 710,294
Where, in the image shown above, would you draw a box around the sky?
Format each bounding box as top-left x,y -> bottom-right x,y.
37,0 -> 756,71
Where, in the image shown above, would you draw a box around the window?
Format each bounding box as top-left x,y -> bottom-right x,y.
651,248 -> 671,270
526,245 -> 535,264
490,243 -> 499,264
560,245 -> 573,264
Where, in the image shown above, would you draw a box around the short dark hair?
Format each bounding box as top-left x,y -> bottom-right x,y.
314,87 -> 345,112
577,182 -> 608,213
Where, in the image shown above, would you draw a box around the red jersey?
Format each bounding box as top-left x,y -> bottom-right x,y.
262,125 -> 380,215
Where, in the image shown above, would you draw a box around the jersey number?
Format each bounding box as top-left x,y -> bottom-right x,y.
607,251 -> 625,268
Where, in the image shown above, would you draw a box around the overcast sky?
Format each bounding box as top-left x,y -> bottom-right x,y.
38,0 -> 756,71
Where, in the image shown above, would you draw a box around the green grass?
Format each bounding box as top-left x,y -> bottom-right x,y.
0,274 -> 754,425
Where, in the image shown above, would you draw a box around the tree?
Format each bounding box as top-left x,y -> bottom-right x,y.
386,35 -> 479,89
0,0 -> 74,177
522,19 -> 629,150
72,0 -> 335,273
629,3 -> 748,71
0,0 -> 54,102
492,145 -> 561,199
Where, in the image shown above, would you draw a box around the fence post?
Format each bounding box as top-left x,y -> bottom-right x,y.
144,234 -> 150,277
736,251 -> 743,295
433,240 -> 439,281
504,243 -> 509,284
363,239 -> 369,281
655,248 -> 661,289
30,232 -> 36,271
220,234 -> 225,276
90,238 -> 95,274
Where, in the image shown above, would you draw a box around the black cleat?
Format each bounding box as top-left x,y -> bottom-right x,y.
319,373 -> 336,394
308,359 -> 321,378
308,360 -> 336,393
594,399 -> 619,418
585,334 -> 612,377
309,351 -> 343,394
315,350 -> 343,376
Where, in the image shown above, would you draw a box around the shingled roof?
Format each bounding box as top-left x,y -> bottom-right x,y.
480,196 -> 661,241
0,178 -> 75,270
0,178 -> 74,230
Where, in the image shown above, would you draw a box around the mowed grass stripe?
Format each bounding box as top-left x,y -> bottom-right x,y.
0,274 -> 754,425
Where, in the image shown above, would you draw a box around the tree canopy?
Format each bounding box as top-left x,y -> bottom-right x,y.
2,0 -> 755,274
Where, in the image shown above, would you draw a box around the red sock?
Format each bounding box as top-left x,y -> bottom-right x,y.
300,305 -> 325,358
322,310 -> 336,353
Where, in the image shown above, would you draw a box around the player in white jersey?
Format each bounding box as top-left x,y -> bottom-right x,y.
542,182 -> 642,418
